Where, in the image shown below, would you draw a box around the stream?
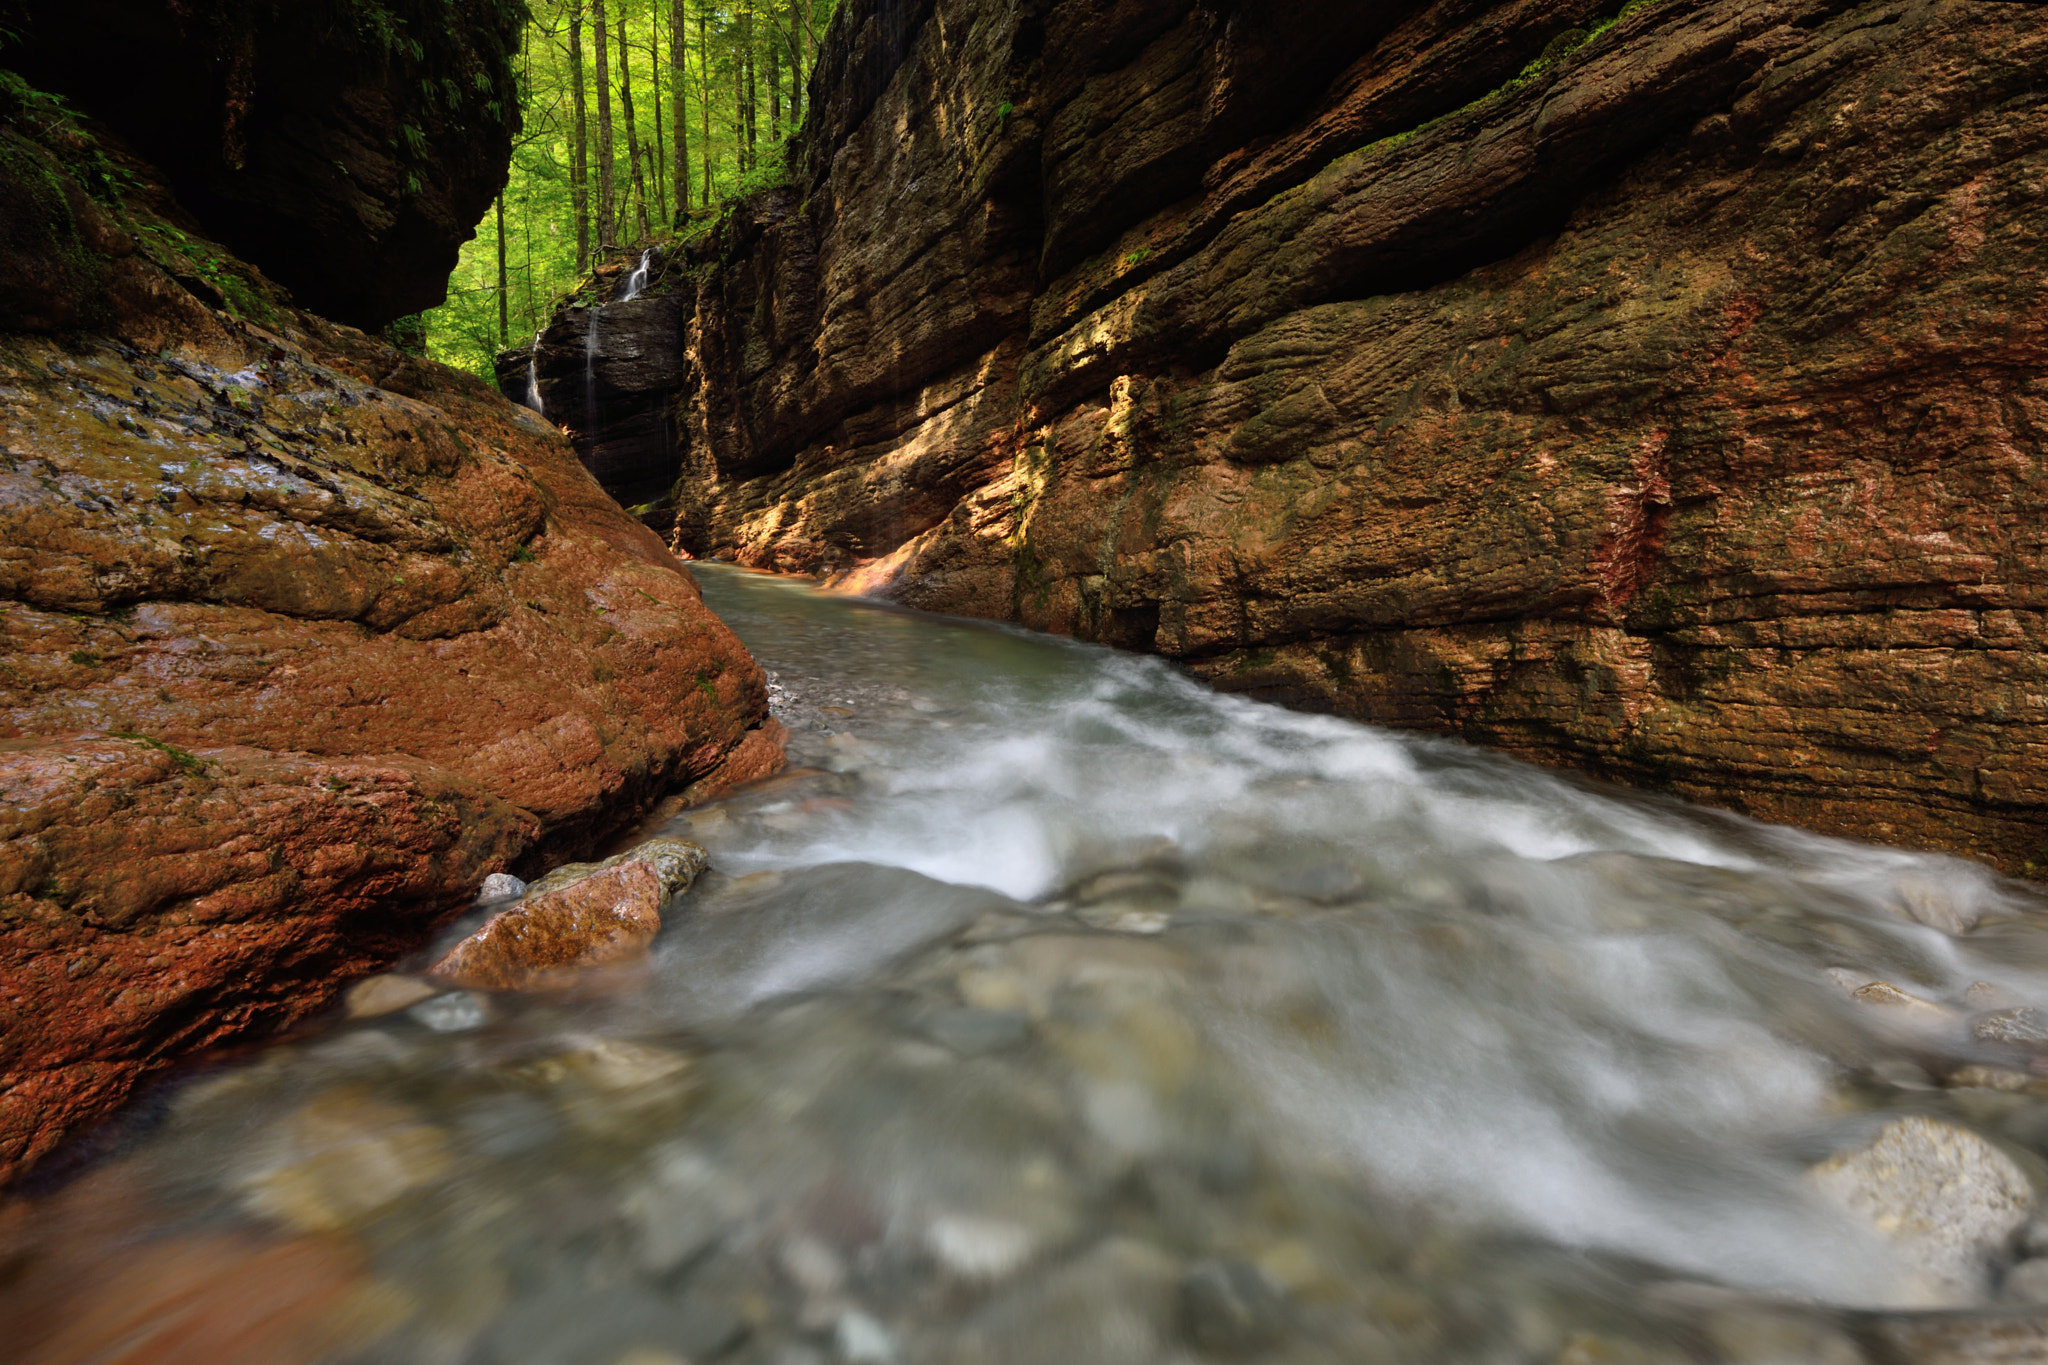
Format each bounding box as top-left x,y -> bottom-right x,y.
13,565 -> 2048,1364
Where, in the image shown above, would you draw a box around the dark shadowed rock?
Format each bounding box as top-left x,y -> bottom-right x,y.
3,0 -> 523,330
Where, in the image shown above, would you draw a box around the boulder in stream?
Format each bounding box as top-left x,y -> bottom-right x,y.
429,839 -> 708,991
1808,1117 -> 2035,1304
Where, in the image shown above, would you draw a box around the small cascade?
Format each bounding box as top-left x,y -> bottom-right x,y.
618,247 -> 654,302
521,329 -> 545,417
582,304 -> 602,439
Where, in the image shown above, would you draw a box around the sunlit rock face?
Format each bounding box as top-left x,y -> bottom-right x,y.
0,113 -> 774,1185
537,0 -> 2048,874
3,0 -> 524,330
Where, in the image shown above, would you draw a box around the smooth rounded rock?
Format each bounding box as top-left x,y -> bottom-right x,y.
1808,1117 -> 2035,1303
430,841 -> 708,991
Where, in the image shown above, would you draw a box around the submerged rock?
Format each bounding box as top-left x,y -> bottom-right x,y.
1808,1117 -> 2034,1304
429,840 -> 708,991
238,1087 -> 454,1234
343,974 -> 440,1020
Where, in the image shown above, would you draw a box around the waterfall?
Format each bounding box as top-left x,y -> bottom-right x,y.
619,247 -> 654,302
522,330 -> 545,417
582,304 -> 601,440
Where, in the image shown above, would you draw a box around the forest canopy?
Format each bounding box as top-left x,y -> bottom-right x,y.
422,0 -> 836,381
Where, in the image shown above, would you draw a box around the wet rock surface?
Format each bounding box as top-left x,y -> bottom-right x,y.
548,0 -> 2048,874
0,108 -> 773,1182
430,839 -> 710,991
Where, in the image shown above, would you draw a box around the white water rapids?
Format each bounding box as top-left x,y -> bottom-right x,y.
12,566 -> 2048,1364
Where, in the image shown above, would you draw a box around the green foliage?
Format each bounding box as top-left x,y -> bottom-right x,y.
423,0 -> 839,383
385,313 -> 429,355
135,220 -> 281,324
1362,0 -> 1674,162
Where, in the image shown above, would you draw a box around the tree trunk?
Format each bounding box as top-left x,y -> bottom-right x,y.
616,4 -> 648,241
698,2 -> 712,206
593,0 -> 615,253
570,3 -> 590,272
671,0 -> 690,226
522,188 -> 535,330
743,0 -> 757,171
495,192 -> 509,346
786,0 -> 804,128
732,28 -> 747,173
767,18 -> 781,143
648,2 -> 666,215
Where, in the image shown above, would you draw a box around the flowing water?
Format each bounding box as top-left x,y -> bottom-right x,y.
620,249 -> 655,303
582,305 -> 602,441
524,329 -> 547,418
12,567 -> 2048,1364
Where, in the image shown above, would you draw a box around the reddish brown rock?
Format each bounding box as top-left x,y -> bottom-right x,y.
0,115 -> 772,1181
427,838 -> 709,991
0,1164 -> 383,1365
558,0 -> 2048,876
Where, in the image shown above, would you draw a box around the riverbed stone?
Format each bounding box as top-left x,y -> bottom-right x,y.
1180,1259 -> 1287,1355
1978,1009 -> 2048,1051
479,873 -> 529,904
429,841 -> 708,991
238,1087 -> 454,1233
344,973 -> 440,1020
1808,1117 -> 2035,1303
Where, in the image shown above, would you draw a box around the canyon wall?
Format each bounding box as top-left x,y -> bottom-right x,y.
529,0 -> 2048,876
0,57 -> 775,1182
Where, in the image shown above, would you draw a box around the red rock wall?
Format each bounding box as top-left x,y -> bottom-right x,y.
652,0 -> 2048,876
0,128 -> 772,1183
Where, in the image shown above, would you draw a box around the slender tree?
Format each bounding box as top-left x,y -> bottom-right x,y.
698,1 -> 712,206
743,0 -> 758,169
495,192 -> 509,346
593,0 -> 616,252
786,0 -> 805,128
647,2 -> 666,214
615,3 -> 649,241
671,0 -> 691,226
767,16 -> 781,143
570,1 -> 591,271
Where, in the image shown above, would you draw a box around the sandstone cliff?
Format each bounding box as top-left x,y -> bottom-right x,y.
525,0 -> 2048,876
0,79 -> 774,1183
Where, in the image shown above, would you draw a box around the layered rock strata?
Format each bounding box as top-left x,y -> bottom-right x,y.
522,0 -> 2048,875
0,102 -> 771,1183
